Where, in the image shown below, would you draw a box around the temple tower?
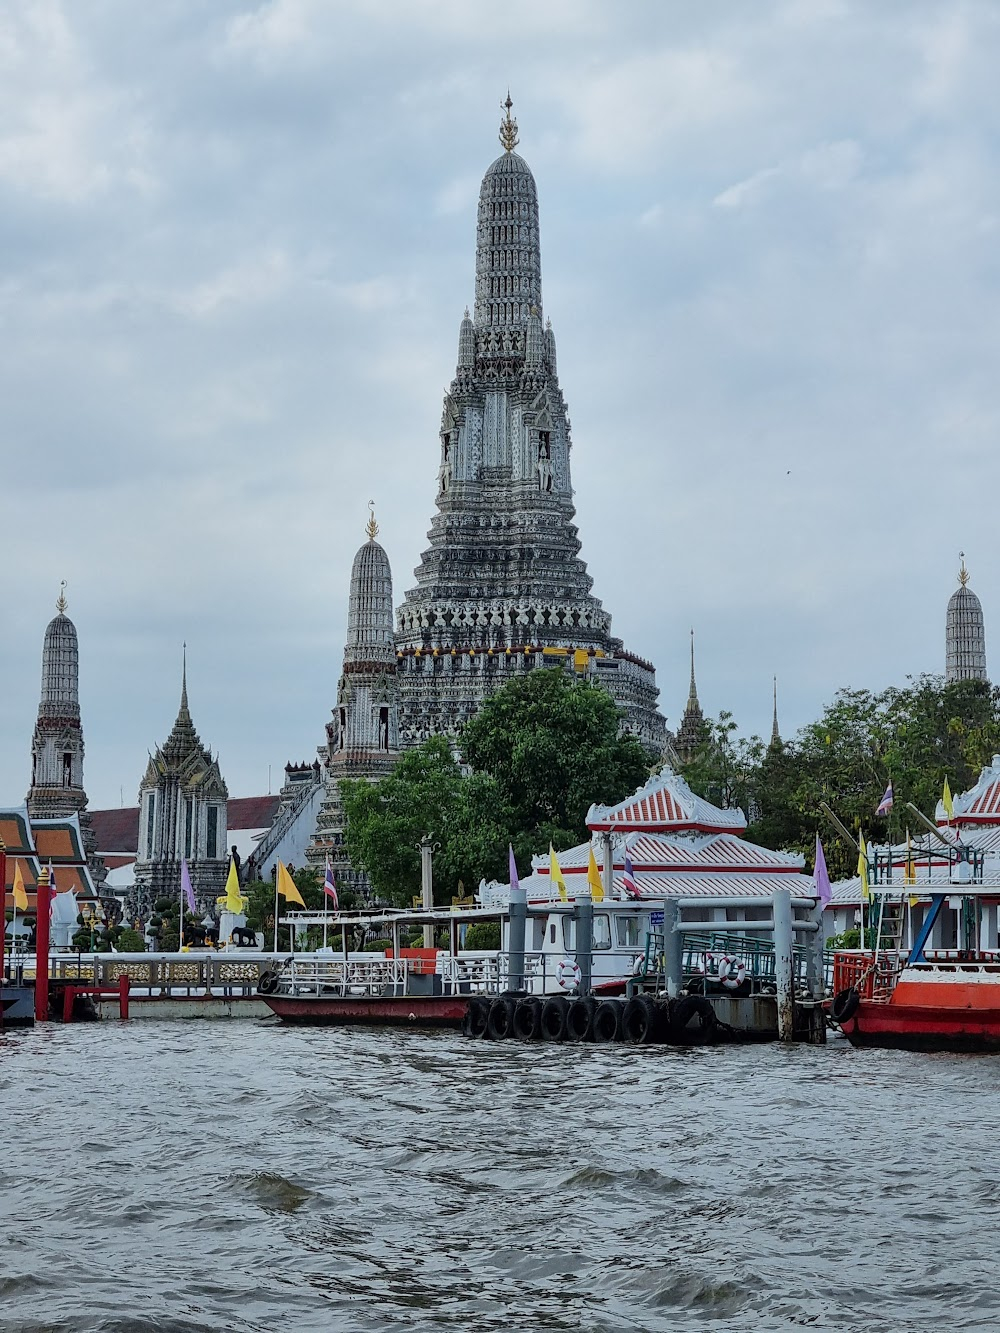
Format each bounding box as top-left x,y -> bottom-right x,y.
26,586 -> 106,885
307,508 -> 401,894
133,653 -> 229,912
770,676 -> 781,747
394,99 -> 665,751
676,631 -> 705,759
946,555 -> 988,683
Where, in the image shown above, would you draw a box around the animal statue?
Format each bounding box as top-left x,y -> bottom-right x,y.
230,926 -> 259,948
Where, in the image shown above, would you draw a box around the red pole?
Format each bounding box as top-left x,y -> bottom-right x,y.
0,837 -> 7,972
119,973 -> 129,1021
0,836 -> 6,1027
34,866 -> 51,1023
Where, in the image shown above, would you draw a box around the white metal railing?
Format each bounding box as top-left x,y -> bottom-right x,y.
282,956 -> 411,997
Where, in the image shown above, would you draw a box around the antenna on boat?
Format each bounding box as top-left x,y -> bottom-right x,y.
905,801 -> 962,851
819,801 -> 861,855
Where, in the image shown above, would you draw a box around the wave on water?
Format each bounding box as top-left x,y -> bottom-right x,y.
2,1024 -> 1000,1331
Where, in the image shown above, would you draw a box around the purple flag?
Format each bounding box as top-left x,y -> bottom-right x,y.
508,844 -> 519,892
181,858 -> 197,913
814,833 -> 832,907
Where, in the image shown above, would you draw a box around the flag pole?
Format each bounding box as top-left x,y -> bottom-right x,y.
179,863 -> 184,952
273,867 -> 279,953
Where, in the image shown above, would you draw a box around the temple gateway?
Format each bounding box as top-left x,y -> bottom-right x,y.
393,100 -> 666,754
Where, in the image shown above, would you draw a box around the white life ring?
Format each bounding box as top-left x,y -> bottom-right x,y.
557,957 -> 582,991
719,956 -> 747,989
632,953 -> 645,976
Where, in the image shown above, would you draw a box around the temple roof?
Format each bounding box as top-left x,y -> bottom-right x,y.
936,755 -> 1000,825
586,767 -> 747,835
1,807 -> 96,907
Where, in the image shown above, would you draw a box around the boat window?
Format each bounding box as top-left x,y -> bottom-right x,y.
616,916 -> 642,947
531,918 -> 546,951
593,915 -> 611,950
562,917 -> 575,949
549,923 -> 556,945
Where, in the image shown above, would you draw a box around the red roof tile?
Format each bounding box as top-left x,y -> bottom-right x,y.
90,795 -> 281,856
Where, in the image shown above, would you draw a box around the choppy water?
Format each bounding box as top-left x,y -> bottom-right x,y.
0,1021 -> 997,1332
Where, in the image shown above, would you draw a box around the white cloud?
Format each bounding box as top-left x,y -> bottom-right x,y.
6,0 -> 1000,805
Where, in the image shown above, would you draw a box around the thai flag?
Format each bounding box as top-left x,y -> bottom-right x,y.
622,850 -> 641,899
876,782 -> 893,817
323,860 -> 339,910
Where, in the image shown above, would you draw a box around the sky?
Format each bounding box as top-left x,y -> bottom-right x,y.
2,0 -> 1000,810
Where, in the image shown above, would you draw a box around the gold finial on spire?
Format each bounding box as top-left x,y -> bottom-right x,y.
56,580 -> 67,614
499,92 -> 519,153
366,500 -> 379,542
959,552 -> 970,586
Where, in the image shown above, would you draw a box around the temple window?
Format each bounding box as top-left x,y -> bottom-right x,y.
184,799 -> 193,859
62,752 -> 72,787
207,805 -> 218,859
145,794 -> 155,857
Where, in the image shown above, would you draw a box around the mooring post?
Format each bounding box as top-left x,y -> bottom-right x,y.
419,835 -> 435,949
772,887 -> 794,1041
574,886 -> 594,995
662,899 -> 683,998
119,973 -> 130,1021
507,873 -> 526,993
34,865 -> 52,1024
810,900 -> 827,999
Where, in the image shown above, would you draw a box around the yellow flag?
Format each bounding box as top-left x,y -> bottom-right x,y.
588,846 -> 604,903
12,860 -> 28,912
223,857 -> 245,914
942,777 -> 955,821
857,831 -> 870,903
277,861 -> 306,907
549,845 -> 567,902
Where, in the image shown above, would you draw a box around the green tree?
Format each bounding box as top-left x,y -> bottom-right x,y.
680,675 -> 1000,880
459,668 -> 650,864
342,737 -> 510,905
680,711 -> 764,816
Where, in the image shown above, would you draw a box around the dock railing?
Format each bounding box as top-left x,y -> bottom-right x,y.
640,930 -> 834,995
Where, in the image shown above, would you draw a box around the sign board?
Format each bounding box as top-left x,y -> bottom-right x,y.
649,910 -> 664,926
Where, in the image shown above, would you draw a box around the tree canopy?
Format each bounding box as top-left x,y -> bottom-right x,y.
341,668 -> 651,904
682,675 -> 1000,879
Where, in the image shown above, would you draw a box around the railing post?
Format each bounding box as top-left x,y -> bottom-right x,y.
773,888 -> 795,1041
662,899 -> 683,999
573,887 -> 593,996
507,877 -> 526,994
419,835 -> 435,949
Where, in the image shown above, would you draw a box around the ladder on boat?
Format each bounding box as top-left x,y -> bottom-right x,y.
874,893 -> 908,955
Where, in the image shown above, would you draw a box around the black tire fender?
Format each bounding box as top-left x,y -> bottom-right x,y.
671,994 -> 717,1045
463,995 -> 491,1038
831,988 -> 860,1025
622,995 -> 657,1045
592,999 -> 624,1043
540,995 -> 569,1041
256,971 -> 279,996
566,996 -> 597,1043
486,996 -> 517,1040
512,997 -> 542,1041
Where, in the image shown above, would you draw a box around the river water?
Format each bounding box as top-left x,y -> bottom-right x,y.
0,1020 -> 995,1332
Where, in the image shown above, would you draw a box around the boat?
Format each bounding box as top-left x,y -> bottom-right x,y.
832,836 -> 1000,1051
255,896 -> 663,1027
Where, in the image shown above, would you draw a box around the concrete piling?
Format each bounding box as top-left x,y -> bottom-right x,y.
772,887 -> 794,1041
662,899 -> 683,999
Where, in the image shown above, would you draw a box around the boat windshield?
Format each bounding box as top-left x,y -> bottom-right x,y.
616,916 -> 642,947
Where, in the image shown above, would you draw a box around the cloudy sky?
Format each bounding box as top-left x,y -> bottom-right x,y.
2,0 -> 999,810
